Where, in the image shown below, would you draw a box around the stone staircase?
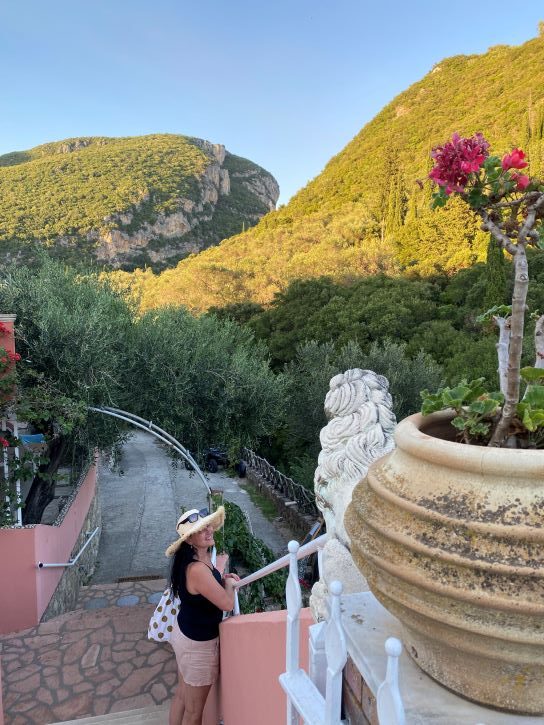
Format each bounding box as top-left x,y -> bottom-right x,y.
51,704 -> 168,724
0,580 -> 176,725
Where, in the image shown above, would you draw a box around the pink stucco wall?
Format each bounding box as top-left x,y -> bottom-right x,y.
0,462 -> 97,635
218,608 -> 313,725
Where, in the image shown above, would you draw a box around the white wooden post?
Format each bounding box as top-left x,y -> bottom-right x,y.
377,637 -> 405,725
309,621 -> 327,697
286,539 -> 301,725
324,580 -> 347,724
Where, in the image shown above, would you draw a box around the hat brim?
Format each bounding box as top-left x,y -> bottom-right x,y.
165,506 -> 225,557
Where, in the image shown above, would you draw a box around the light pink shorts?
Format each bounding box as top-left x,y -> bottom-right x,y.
170,619 -> 219,687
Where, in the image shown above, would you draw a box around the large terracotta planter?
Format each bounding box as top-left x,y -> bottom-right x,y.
345,411 -> 544,714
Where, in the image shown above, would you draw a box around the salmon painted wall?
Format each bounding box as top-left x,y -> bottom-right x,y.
0,526 -> 39,633
219,608 -> 313,725
0,463 -> 97,634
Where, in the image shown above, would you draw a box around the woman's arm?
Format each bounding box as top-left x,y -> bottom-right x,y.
187,562 -> 236,611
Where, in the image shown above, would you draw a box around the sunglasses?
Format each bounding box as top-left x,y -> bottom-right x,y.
179,507 -> 209,525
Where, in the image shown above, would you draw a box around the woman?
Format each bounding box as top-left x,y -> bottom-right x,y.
165,505 -> 239,725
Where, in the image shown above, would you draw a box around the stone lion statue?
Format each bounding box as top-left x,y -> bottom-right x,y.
310,368 -> 396,620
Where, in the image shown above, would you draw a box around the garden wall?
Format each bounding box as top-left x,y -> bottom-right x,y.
0,460 -> 99,634
245,467 -> 315,540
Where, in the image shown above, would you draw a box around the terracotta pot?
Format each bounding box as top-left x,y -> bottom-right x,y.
345,410 -> 544,714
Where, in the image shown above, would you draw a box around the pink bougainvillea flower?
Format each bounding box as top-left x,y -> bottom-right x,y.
0,437 -> 9,448
501,148 -> 528,171
512,173 -> 530,191
429,132 -> 490,194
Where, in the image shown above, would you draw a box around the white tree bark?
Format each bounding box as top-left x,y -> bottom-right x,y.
494,316 -> 511,395
535,314 -> 544,369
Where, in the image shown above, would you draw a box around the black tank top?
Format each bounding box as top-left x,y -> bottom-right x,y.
177,563 -> 224,641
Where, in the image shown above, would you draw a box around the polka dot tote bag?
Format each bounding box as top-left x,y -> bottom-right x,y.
148,587 -> 181,642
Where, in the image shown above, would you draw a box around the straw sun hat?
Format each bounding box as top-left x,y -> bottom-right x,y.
165,505 -> 225,557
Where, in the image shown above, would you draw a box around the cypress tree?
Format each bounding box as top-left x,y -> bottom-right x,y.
385,168 -> 407,237
483,237 -> 507,310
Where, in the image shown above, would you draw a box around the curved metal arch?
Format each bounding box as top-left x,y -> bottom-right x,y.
88,405 -> 211,495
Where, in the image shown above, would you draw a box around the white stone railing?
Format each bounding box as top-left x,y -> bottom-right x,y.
233,536 -> 406,724
231,533 -> 327,615
279,540 -> 346,724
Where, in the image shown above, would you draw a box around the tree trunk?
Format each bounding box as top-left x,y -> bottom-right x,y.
489,247 -> 529,446
535,314 -> 544,368
494,316 -> 511,395
22,437 -> 69,524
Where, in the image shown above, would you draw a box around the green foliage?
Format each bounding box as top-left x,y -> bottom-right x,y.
421,379 -> 504,441
0,136 -> 275,271
517,368 -> 544,434
0,258 -> 134,455
278,338 -> 443,486
220,500 -> 286,613
125,307 -> 286,458
476,305 -> 512,323
517,384 -> 544,432
130,33 -> 544,311
0,258 -> 286,522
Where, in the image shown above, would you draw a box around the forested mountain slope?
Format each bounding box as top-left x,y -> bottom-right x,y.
125,30 -> 544,310
0,134 -> 279,270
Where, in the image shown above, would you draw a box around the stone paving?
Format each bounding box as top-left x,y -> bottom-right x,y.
0,581 -> 177,725
75,579 -> 167,612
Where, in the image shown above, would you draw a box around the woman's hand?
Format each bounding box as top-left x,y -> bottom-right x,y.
223,573 -> 241,583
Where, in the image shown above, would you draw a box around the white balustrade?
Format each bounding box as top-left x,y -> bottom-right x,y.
309,621 -> 327,697
279,539 -> 347,725
377,637 -> 405,725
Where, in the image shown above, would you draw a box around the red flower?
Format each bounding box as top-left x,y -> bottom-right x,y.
0,323 -> 10,337
7,352 -> 21,362
512,173 -> 530,191
501,148 -> 528,171
429,133 -> 490,194
0,437 -> 9,448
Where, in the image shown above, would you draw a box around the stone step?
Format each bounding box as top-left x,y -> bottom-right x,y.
48,703 -> 169,724
75,578 -> 168,612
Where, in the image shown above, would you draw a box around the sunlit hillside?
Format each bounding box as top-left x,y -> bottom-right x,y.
122,30 -> 544,310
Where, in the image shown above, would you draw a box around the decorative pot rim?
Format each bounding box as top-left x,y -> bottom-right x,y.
396,410 -> 544,479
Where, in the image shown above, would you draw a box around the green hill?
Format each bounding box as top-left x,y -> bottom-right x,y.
126,29 -> 544,310
0,134 -> 279,270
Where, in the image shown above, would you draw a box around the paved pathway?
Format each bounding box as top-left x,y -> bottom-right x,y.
93,431 -> 291,583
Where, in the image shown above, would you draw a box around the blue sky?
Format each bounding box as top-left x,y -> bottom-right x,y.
1,1 -> 543,203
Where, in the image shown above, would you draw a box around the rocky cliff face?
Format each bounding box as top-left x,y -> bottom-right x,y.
0,134 -> 279,271
91,142 -> 279,269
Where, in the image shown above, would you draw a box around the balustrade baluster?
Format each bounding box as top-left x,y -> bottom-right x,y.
324,580 -> 346,724
377,637 -> 405,725
285,540 -> 301,724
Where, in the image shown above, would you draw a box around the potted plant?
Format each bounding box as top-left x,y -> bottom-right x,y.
345,134 -> 544,714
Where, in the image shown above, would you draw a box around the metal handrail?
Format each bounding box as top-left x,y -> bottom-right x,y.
231,533 -> 327,615
37,527 -> 100,568
88,406 -> 211,495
